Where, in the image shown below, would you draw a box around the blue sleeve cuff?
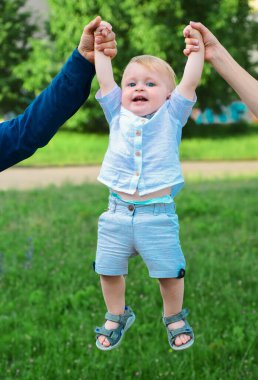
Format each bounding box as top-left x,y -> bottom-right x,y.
173,86 -> 197,105
95,85 -> 121,125
95,84 -> 121,102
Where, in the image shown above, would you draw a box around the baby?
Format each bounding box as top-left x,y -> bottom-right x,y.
93,21 -> 204,351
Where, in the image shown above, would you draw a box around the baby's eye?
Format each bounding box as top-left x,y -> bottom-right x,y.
146,82 -> 156,87
128,83 -> 136,87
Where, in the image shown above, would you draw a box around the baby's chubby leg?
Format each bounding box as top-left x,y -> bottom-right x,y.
159,278 -> 191,347
98,275 -> 126,347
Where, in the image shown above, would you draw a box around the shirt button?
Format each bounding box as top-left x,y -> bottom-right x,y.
141,119 -> 145,124
135,172 -> 140,176
135,151 -> 141,157
128,205 -> 134,211
136,131 -> 141,136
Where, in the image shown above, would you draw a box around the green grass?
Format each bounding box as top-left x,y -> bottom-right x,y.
181,135 -> 258,160
19,129 -> 258,167
20,132 -> 109,167
0,178 -> 258,380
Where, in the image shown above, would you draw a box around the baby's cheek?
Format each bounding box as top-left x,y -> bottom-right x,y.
121,92 -> 129,107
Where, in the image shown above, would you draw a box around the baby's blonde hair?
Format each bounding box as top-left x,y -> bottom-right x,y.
124,55 -> 176,92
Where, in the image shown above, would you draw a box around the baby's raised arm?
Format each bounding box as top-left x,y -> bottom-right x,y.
177,26 -> 204,100
94,21 -> 116,96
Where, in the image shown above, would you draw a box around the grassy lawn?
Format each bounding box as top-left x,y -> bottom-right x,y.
19,128 -> 258,167
0,178 -> 257,379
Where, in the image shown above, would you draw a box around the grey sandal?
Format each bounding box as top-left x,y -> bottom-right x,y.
163,308 -> 194,351
95,306 -> 135,351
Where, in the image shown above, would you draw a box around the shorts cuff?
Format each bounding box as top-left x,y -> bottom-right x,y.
149,268 -> 185,279
94,265 -> 128,276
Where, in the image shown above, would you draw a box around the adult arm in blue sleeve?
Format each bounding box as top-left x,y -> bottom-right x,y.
0,49 -> 95,171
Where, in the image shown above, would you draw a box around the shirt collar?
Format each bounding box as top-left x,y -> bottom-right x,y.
120,106 -> 147,124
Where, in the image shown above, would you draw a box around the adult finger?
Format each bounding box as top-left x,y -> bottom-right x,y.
183,25 -> 191,38
84,16 -> 102,34
95,31 -> 116,44
189,21 -> 210,36
95,40 -> 117,51
103,48 -> 117,58
183,48 -> 191,56
183,45 -> 199,56
184,37 -> 199,46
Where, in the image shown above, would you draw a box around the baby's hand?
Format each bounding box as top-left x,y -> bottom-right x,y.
95,21 -> 112,38
94,21 -> 113,51
183,25 -> 203,56
183,25 -> 202,40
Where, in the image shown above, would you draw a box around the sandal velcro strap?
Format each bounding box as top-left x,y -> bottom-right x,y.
105,307 -> 133,326
167,322 -> 193,340
95,326 -> 113,337
163,308 -> 189,326
95,325 -> 122,343
105,312 -> 122,323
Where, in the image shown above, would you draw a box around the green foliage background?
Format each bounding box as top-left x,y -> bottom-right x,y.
0,0 -> 37,114
2,0 -> 258,131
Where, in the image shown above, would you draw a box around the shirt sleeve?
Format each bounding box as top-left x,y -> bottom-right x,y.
168,86 -> 197,127
95,84 -> 122,125
0,48 -> 95,172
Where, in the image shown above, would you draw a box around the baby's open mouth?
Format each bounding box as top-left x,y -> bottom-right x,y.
133,96 -> 148,102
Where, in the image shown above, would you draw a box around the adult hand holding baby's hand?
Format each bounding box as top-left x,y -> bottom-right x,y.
183,25 -> 204,57
78,16 -> 116,63
95,21 -> 113,50
183,22 -> 219,62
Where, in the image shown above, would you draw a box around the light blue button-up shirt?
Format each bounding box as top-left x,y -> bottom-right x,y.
96,84 -> 196,197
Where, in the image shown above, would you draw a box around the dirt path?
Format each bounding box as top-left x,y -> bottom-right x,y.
0,161 -> 257,190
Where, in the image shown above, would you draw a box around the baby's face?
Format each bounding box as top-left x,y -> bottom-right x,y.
121,63 -> 171,117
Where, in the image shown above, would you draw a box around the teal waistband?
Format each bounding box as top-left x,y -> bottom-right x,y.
111,192 -> 173,205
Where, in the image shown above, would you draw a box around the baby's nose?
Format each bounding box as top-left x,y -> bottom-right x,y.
135,83 -> 144,90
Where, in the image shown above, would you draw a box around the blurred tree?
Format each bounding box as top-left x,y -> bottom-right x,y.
0,0 -> 37,115
14,0 -> 258,131
180,0 -> 258,110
